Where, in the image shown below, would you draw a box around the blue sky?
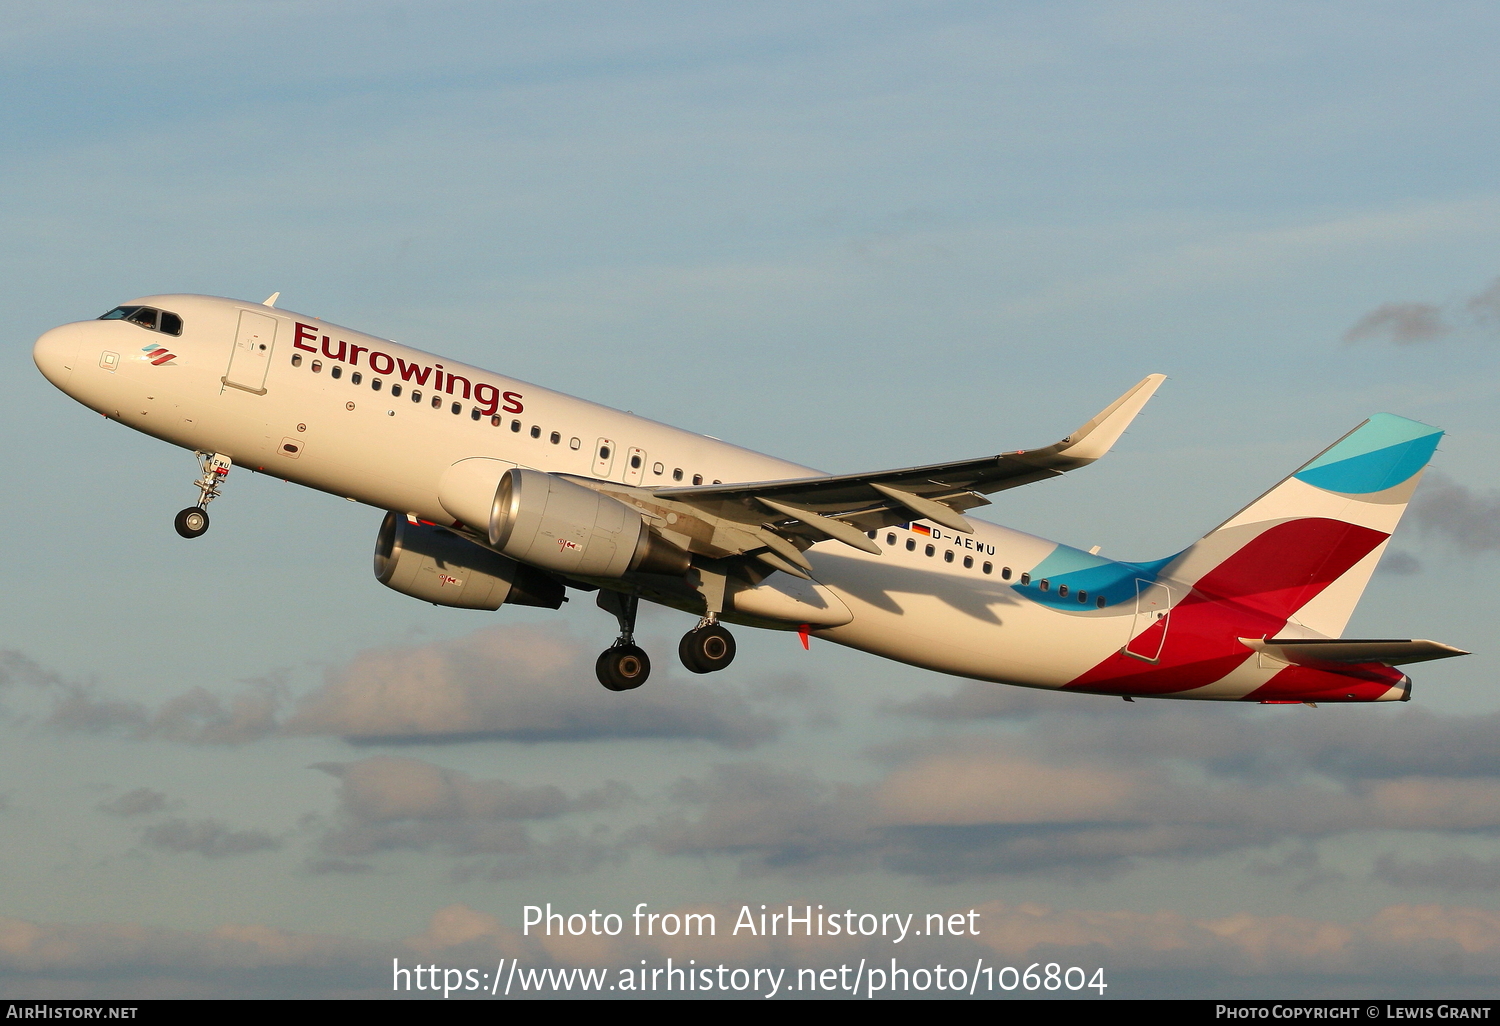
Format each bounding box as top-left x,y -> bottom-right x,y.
2,1 -> 1499,998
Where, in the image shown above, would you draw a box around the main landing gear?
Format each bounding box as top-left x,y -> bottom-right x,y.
679,620 -> 736,674
595,591 -> 650,691
174,452 -> 231,539
592,593 -> 739,690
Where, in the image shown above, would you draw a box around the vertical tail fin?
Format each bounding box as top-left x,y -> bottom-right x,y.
1166,414 -> 1442,638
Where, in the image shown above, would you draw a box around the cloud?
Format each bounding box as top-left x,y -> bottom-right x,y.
284,625 -> 781,746
97,788 -> 167,817
2,899 -> 1498,998
650,763 -> 879,876
311,756 -> 630,878
1376,550 -> 1422,576
1343,275 -> 1500,345
0,650 -> 63,692
1374,854 -> 1500,892
1412,472 -> 1500,554
887,680 -> 1077,720
35,625 -> 780,748
1342,302 -> 1452,344
140,818 -> 281,859
646,725 -> 1500,881
1465,277 -> 1500,322
46,679 -> 284,745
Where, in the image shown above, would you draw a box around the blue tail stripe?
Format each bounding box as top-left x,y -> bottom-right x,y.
1295,432 -> 1441,494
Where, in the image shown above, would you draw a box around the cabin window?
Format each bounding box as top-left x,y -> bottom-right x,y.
1002,567 -> 1012,580
906,538 -> 916,551
1058,585 -> 1068,597
1020,572 -> 1030,585
391,384 -> 402,397
330,365 -> 342,379
291,353 -> 302,367
351,371 -> 362,385
963,555 -> 973,569
311,360 -> 322,373
551,432 -> 561,445
372,379 -> 383,392
431,395 -> 441,409
511,419 -> 521,432
411,390 -> 421,403
925,544 -> 935,557
571,438 -> 582,450
1097,595 -> 1107,608
451,402 -> 461,415
944,550 -> 954,563
866,530 -> 876,539
532,425 -> 542,438
653,462 -> 664,475
630,453 -> 642,468
1077,591 -> 1088,604
599,445 -> 612,460
983,561 -> 992,574
491,415 -> 502,427
693,474 -> 703,485
887,533 -> 896,545
673,468 -> 683,481
1039,579 -> 1050,591
713,479 -> 721,484
471,407 -> 481,420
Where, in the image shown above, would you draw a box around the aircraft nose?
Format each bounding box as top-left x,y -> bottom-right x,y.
33,324 -> 82,389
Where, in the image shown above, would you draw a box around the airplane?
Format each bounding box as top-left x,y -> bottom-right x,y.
32,293 -> 1467,704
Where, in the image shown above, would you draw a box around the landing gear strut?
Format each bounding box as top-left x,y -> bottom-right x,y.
680,619 -> 736,674
595,590 -> 650,691
174,452 -> 232,539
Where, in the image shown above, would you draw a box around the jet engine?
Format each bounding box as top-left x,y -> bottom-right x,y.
488,468 -> 689,578
374,512 -> 564,610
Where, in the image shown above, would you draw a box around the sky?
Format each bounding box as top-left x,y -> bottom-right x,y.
2,0 -> 1499,999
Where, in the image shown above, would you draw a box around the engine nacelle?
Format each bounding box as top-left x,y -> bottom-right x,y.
489,468 -> 689,578
374,512 -> 564,610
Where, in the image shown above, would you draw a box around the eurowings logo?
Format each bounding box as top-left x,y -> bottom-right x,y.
141,343 -> 177,366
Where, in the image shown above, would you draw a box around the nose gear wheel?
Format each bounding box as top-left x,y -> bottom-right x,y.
174,507 -> 210,539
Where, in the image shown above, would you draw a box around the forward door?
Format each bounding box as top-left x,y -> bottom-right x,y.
224,309 -> 277,395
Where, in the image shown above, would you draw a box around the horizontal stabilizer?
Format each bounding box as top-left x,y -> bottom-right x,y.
1240,638 -> 1469,668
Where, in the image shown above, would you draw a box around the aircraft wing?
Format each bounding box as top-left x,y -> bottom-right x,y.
634,374 -> 1165,578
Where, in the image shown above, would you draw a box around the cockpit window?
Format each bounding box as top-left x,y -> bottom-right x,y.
98,306 -> 183,336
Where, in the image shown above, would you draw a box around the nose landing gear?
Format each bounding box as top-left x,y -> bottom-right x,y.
174,452 -> 232,539
595,590 -> 650,691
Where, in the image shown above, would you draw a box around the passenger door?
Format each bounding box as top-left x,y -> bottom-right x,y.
224,310 -> 277,395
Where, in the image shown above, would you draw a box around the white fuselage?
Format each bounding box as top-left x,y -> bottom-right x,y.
30,293 -> 1285,698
